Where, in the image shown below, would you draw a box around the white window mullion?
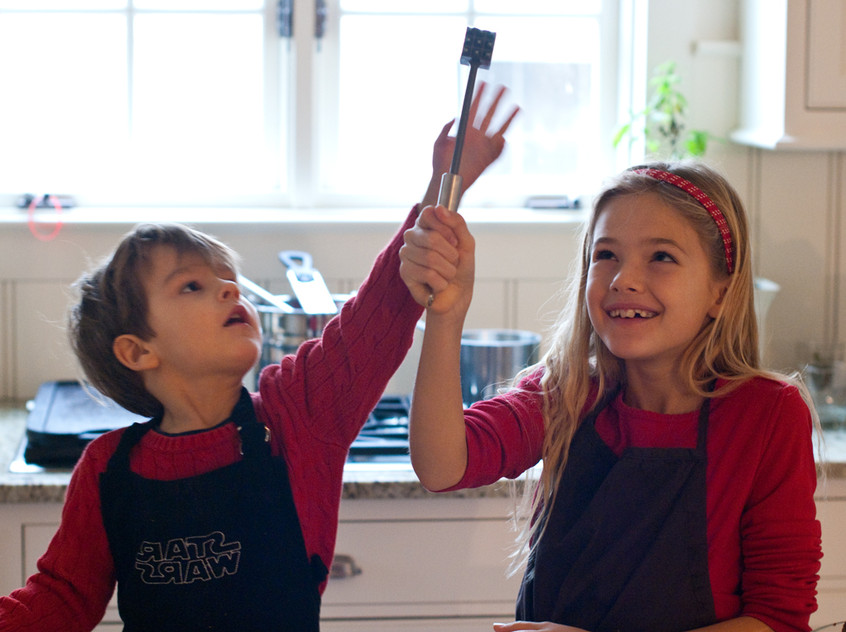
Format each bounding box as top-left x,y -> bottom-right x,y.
290,0 -> 318,207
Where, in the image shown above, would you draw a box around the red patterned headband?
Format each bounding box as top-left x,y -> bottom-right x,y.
633,167 -> 734,274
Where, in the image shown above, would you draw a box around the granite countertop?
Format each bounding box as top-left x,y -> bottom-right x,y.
0,403 -> 514,504
3,401 -> 846,504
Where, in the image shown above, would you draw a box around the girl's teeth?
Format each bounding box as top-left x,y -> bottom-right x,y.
611,309 -> 654,319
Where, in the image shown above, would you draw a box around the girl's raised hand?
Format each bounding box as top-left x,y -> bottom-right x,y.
399,204 -> 475,314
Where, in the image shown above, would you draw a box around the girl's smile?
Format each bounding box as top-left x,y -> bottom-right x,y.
587,192 -> 728,379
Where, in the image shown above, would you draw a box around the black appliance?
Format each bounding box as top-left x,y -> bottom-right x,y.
20,381 -> 410,470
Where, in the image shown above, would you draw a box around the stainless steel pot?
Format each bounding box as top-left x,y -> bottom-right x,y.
256,293 -> 352,371
460,329 -> 542,405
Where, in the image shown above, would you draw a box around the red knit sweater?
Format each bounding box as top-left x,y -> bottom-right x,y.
450,373 -> 823,632
0,208 -> 423,632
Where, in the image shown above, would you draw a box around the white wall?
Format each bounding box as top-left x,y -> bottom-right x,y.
0,210 -> 583,400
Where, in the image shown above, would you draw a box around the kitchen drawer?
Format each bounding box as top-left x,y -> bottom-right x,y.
322,617 -> 504,631
322,497 -> 523,620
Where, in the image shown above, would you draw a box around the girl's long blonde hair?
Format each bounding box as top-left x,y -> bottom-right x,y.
511,160 -> 817,568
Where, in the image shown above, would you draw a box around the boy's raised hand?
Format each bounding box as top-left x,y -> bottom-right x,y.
423,82 -> 519,207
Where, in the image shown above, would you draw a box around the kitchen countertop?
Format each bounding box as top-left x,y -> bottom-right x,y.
0,402 -> 515,504
3,401 -> 846,504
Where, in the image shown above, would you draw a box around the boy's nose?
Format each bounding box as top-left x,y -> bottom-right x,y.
219,279 -> 241,301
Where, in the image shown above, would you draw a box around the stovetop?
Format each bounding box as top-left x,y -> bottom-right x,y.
10,381 -> 410,473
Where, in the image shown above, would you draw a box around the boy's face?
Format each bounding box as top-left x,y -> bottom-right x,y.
139,245 -> 262,382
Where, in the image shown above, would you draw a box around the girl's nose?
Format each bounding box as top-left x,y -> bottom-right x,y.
610,264 -> 642,293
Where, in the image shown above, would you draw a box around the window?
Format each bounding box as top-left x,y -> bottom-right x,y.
0,1 -> 620,210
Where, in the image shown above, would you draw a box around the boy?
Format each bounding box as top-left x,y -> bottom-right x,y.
0,85 -> 518,631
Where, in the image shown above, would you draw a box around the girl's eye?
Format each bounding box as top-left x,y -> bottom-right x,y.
653,251 -> 677,263
592,249 -> 615,262
181,281 -> 202,293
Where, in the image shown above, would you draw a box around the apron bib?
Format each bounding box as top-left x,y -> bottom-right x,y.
100,388 -> 326,632
516,390 -> 717,632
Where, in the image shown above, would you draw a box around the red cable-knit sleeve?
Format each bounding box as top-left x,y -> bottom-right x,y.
444,369 -> 547,491
0,433 -> 120,631
258,206 -> 424,448
254,206 -> 425,589
739,384 -> 822,632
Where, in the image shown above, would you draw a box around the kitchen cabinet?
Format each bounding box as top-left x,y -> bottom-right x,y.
0,495 -> 523,631
321,496 -> 523,626
732,0 -> 846,150
813,477 -> 846,627
2,487 -> 844,629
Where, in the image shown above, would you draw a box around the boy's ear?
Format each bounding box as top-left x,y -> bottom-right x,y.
113,334 -> 159,372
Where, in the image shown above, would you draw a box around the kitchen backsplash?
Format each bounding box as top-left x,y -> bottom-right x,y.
2,144 -> 845,401
0,208 -> 583,401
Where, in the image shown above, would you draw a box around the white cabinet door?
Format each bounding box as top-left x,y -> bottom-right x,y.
322,497 -> 523,621
812,495 -> 846,628
806,1 -> 846,109
733,0 -> 846,149
322,618 -> 497,631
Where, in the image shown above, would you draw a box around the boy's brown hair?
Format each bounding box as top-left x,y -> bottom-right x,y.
68,223 -> 239,417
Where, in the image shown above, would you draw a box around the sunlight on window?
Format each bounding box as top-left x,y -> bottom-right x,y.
0,13 -> 127,192
131,13 -> 271,196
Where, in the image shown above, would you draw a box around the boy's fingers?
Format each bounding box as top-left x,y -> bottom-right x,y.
480,85 -> 506,132
495,105 -> 520,139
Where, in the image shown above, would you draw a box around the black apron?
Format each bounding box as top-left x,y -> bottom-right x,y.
100,388 -> 326,632
516,390 -> 717,632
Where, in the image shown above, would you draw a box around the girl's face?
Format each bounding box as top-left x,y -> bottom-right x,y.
586,192 -> 729,377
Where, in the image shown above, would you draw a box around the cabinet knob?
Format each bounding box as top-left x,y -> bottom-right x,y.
330,553 -> 362,579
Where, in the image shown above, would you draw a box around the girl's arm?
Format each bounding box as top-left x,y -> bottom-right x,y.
401,83 -> 518,491
400,204 -> 475,491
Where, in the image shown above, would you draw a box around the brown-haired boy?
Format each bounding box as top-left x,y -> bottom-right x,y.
0,85 -> 518,631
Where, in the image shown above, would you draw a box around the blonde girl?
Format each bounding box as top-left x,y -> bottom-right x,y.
399,162 -> 822,632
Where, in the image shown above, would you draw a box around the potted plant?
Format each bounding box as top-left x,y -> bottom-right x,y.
614,61 -> 711,160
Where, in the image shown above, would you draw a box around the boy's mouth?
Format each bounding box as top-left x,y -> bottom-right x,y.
224,305 -> 249,327
608,308 -> 657,319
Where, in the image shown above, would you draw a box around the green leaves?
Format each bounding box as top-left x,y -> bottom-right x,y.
614,61 -> 711,160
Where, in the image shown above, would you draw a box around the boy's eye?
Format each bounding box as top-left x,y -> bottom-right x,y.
181,281 -> 202,293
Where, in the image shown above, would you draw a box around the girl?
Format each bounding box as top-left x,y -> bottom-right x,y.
399,162 -> 823,632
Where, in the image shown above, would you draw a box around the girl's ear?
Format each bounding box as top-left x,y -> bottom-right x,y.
113,334 -> 159,372
707,283 -> 730,319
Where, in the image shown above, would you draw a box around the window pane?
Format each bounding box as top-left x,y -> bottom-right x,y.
131,13 -> 275,197
134,0 -> 263,10
473,0 -> 601,15
0,1 -> 125,8
322,8 -> 606,206
318,15 -> 468,203
340,1 -> 467,13
0,13 -> 128,193
467,15 -> 605,204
